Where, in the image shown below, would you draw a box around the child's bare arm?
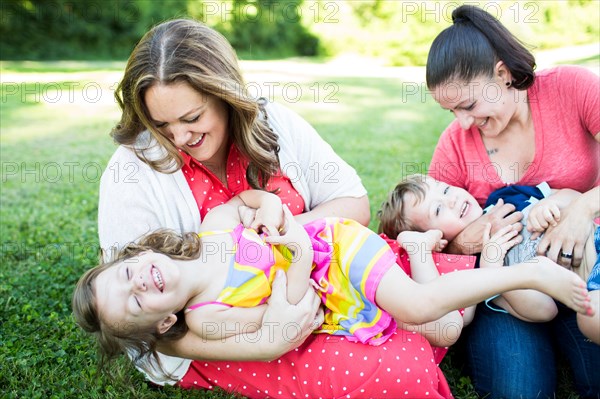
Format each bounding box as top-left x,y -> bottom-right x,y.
237,190 -> 284,235
265,206 -> 313,304
396,230 -> 467,346
481,223 -> 558,321
201,190 -> 283,233
186,304 -> 268,340
397,230 -> 447,283
397,314 -> 464,347
158,272 -> 323,361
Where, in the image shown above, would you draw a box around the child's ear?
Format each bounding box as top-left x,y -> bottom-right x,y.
157,314 -> 177,335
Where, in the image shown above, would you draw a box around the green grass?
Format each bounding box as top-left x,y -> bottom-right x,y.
1,58 -> 596,398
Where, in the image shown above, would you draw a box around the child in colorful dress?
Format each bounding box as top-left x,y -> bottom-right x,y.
378,174 -> 600,344
73,190 -> 594,375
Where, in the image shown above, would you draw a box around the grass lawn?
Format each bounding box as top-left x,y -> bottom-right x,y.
1,55 -> 597,398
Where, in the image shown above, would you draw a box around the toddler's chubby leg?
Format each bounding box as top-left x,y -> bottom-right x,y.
394,230 -> 466,346
375,255 -> 594,328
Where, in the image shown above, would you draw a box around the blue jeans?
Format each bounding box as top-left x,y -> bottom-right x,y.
463,303 -> 600,399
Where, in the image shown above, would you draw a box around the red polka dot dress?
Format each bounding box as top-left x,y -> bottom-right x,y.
176,146 -> 474,398
179,332 -> 453,398
180,146 -> 305,219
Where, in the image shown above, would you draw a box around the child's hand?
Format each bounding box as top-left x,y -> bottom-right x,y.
527,198 -> 560,239
239,205 -> 257,228
249,195 -> 284,236
481,223 -> 521,267
397,229 -> 447,253
265,205 -> 311,250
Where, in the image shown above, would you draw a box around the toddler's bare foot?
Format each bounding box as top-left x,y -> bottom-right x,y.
529,256 -> 594,315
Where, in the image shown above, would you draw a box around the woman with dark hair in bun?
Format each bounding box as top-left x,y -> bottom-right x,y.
426,5 -> 599,398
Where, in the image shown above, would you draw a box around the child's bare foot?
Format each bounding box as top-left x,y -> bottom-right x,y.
528,256 -> 594,316
577,290 -> 600,344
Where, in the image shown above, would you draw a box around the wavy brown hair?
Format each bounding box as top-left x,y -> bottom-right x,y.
72,230 -> 202,379
112,18 -> 280,188
377,174 -> 429,239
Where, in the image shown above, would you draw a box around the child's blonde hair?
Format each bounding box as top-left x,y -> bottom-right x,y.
377,174 -> 429,239
72,229 -> 201,379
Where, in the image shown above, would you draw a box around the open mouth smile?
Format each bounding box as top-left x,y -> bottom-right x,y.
460,201 -> 470,218
187,134 -> 205,148
151,265 -> 164,292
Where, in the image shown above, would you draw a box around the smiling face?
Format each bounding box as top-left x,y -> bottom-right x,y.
431,66 -> 518,138
404,177 -> 483,241
94,251 -> 187,335
144,81 -> 230,167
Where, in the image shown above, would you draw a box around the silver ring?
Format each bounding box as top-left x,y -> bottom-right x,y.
561,252 -> 573,259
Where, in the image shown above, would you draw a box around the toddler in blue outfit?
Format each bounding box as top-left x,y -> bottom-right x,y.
379,175 -> 600,344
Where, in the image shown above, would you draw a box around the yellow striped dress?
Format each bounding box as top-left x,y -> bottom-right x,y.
186,218 -> 398,345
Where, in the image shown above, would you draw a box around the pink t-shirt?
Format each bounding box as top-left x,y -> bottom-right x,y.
429,66 -> 600,205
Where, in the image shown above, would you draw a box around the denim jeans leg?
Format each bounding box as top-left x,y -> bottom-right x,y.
464,304 -> 556,399
551,304 -> 600,399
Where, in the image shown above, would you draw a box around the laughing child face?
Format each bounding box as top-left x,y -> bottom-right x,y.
403,177 -> 483,241
94,251 -> 187,335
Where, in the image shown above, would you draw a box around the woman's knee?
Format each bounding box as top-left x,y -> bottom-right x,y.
465,306 -> 556,397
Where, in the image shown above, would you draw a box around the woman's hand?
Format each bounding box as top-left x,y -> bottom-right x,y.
537,188 -> 599,267
265,206 -> 314,304
239,205 -> 258,228
265,205 -> 311,250
252,196 -> 284,236
159,270 -> 323,362
261,270 -> 324,355
447,199 -> 523,254
236,190 -> 284,236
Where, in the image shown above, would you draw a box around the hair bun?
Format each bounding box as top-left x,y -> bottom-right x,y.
451,5 -> 473,24
452,15 -> 467,24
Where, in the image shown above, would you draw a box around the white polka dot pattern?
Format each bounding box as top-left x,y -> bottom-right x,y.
178,330 -> 453,398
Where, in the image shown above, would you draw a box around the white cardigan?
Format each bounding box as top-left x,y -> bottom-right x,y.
97,101 -> 367,383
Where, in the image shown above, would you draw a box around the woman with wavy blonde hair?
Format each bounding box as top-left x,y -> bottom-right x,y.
112,18 -> 279,187
93,17 -> 467,399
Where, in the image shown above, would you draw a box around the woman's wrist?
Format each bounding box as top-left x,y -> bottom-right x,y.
576,187 -> 600,219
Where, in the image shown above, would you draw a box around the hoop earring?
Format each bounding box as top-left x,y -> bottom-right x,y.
505,81 -> 512,87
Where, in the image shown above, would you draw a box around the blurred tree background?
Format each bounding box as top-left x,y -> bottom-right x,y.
1,0 -> 599,64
